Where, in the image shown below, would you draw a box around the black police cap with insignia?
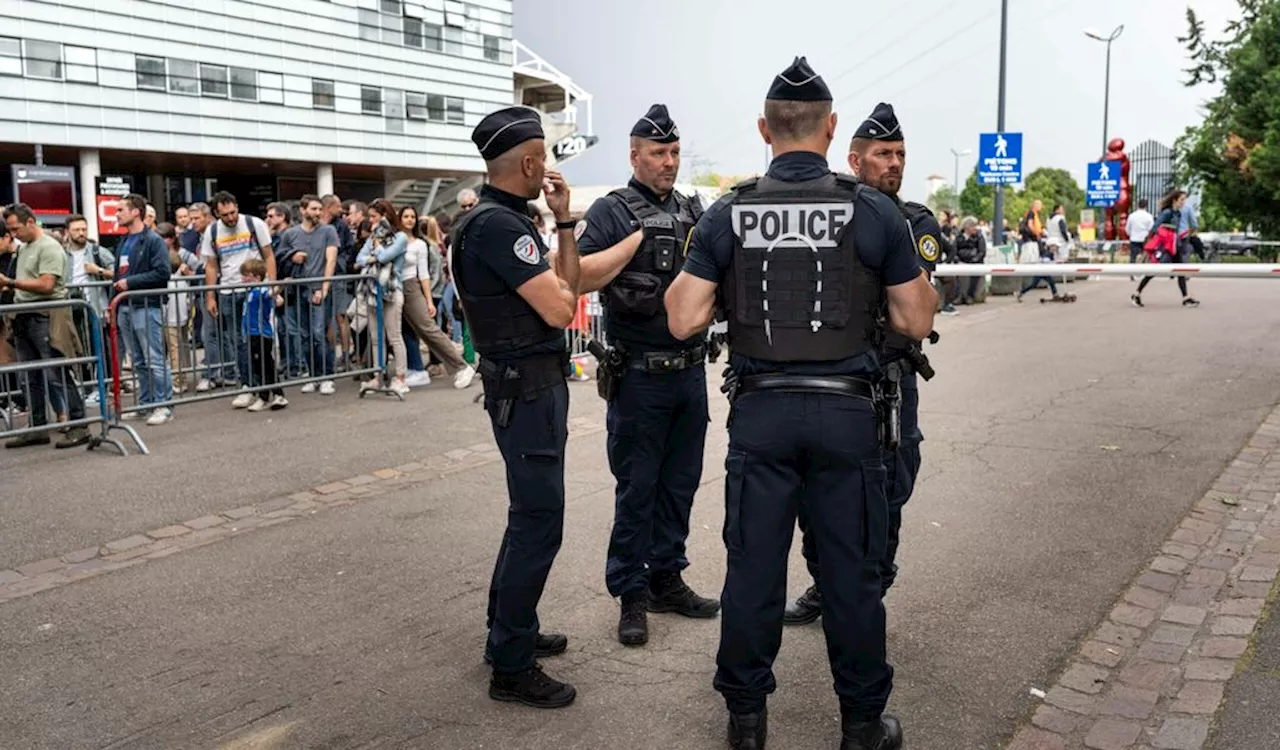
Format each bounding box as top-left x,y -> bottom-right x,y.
854,102 -> 903,141
471,106 -> 545,161
630,104 -> 680,143
766,56 -> 833,102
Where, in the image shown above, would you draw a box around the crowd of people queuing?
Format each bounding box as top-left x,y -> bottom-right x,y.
0,186 -> 481,449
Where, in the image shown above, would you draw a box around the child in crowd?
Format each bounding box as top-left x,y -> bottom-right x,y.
164,249 -> 194,394
239,259 -> 287,412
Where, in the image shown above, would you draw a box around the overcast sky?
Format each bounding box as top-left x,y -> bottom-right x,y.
514,0 -> 1237,203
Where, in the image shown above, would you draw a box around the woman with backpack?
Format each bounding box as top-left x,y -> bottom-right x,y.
1132,190 -> 1200,308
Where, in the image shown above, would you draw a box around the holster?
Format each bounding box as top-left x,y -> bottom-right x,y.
478,353 -> 566,428
879,362 -> 903,452
585,338 -> 625,402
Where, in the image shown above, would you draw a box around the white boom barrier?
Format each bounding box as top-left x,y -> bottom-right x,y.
932,264 -> 1280,279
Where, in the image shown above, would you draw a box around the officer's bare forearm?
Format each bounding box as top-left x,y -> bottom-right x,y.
554,233 -> 581,295
579,231 -> 643,293
887,273 -> 938,341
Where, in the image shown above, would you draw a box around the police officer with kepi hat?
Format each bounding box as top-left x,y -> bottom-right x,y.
577,103 -> 719,648
665,58 -> 937,750
785,101 -> 942,628
451,105 -> 583,709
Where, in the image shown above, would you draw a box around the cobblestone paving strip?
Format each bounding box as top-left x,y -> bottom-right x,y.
0,417 -> 605,605
1007,405 -> 1280,750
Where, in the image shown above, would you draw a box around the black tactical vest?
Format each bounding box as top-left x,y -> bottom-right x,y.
601,187 -> 703,345
450,203 -> 563,357
723,173 -> 881,362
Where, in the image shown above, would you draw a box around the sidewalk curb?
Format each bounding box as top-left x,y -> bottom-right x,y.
1006,404 -> 1280,750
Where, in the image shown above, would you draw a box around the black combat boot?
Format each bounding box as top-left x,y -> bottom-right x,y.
483,632 -> 568,666
840,712 -> 902,750
727,708 -> 768,749
488,664 -> 576,709
782,584 -> 823,626
648,571 -> 720,618
618,590 -> 649,646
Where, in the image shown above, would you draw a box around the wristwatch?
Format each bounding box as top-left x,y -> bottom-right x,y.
555,219 -> 576,231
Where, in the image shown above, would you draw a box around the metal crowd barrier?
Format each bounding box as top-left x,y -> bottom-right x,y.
104,273 -> 398,435
932,263 -> 1280,278
0,297 -> 138,456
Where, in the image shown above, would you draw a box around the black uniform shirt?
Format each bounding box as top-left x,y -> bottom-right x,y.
682,151 -> 922,377
455,183 -> 565,361
900,201 -> 942,273
578,177 -> 700,350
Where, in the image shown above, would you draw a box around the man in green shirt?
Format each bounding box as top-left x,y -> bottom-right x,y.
0,203 -> 90,449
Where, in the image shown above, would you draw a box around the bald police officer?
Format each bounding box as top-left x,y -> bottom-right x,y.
785,102 -> 941,627
451,106 -> 581,709
577,103 -> 719,648
665,59 -> 937,750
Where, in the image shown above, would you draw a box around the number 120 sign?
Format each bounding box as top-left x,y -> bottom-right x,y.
552,133 -> 599,161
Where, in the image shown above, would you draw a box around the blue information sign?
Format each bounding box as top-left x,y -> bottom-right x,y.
1086,161 -> 1122,207
977,132 -> 1023,185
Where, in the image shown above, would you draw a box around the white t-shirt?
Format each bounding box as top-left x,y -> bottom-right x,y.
67,247 -> 89,285
1125,210 -> 1154,243
199,215 -> 272,289
402,237 -> 430,281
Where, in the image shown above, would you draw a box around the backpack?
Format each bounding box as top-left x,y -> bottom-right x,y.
206,215 -> 264,280
1017,211 -> 1031,239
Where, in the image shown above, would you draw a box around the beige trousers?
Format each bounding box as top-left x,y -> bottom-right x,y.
402,282 -> 467,373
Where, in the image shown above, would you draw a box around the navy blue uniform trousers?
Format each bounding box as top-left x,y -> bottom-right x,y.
799,381 -> 922,594
714,389 -> 893,719
605,364 -> 709,597
484,381 -> 569,674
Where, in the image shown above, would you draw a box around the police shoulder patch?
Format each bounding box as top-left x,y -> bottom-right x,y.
574,220 -> 587,241
918,234 -> 940,263
513,234 -> 539,265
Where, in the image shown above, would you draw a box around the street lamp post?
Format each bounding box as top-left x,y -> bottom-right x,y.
950,147 -> 972,212
1085,25 -> 1125,158
993,0 -> 1009,245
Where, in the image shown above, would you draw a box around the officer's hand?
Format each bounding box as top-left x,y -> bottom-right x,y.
543,170 -> 571,221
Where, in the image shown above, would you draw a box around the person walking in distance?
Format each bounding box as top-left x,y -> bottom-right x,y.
452,106 -> 582,709
577,103 -> 720,648
665,58 -> 935,750
1125,199 -> 1154,265
1132,190 -> 1199,308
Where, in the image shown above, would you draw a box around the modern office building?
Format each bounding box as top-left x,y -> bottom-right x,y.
0,0 -> 593,238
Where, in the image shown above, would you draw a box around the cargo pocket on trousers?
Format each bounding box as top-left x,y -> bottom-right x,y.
862,458 -> 890,561
723,450 -> 747,553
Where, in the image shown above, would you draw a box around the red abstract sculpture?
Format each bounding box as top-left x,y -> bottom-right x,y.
1103,138 -> 1131,240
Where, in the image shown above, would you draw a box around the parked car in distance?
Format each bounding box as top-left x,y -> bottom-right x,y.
1199,232 -> 1261,256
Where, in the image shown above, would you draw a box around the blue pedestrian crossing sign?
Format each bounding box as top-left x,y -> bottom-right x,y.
977,132 -> 1022,185
1086,161 -> 1122,207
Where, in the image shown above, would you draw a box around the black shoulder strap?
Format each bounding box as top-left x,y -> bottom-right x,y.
609,187 -> 665,222
833,173 -> 861,192
450,203 -> 503,255
731,177 -> 760,194
672,189 -> 704,223
87,242 -> 103,267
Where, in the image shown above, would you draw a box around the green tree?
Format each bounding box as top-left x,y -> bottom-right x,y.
927,185 -> 958,215
959,169 -> 993,219
690,172 -> 723,188
1176,1 -> 1280,237
1021,167 -> 1086,226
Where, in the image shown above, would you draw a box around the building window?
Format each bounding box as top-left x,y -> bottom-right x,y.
361,86 -> 382,115
229,67 -> 257,101
483,35 -> 501,62
64,45 -> 97,83
385,88 -> 405,133
358,9 -> 379,42
379,0 -> 402,15
403,16 -> 423,48
443,27 -> 463,56
426,94 -> 445,122
312,79 -> 335,110
423,23 -> 443,52
446,97 -> 465,125
136,55 -> 166,90
0,37 -> 20,77
24,40 -> 63,80
406,92 -> 426,120
200,63 -> 228,97
168,59 -> 199,95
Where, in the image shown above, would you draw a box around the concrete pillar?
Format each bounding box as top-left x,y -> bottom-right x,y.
78,149 -> 100,240
317,163 -> 334,197
146,174 -> 166,219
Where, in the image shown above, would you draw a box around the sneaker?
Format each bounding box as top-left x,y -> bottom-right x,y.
5,432 -> 51,449
1015,292 -> 1024,303
319,380 -> 336,396
1130,294 -> 1144,308
270,395 -> 289,410
648,572 -> 721,618
453,365 -> 477,390
427,364 -> 446,379
84,390 -> 101,405
231,391 -> 255,409
391,378 -> 411,396
120,409 -> 150,422
1182,297 -> 1200,308
940,303 -> 959,316
172,382 -> 187,395
55,427 -> 91,450
145,407 -> 173,426
360,376 -> 381,391
488,664 -> 576,709
300,382 -> 318,394
405,370 -> 432,388
246,397 -> 269,412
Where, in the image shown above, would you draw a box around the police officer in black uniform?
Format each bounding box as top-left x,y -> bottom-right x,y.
665,59 -> 937,750
451,106 -> 583,709
577,103 -> 719,648
785,102 -> 942,628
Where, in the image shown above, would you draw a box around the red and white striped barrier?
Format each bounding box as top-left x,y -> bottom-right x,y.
932,264 -> 1280,279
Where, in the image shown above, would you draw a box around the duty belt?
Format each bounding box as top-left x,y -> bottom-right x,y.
627,345 -> 707,373
737,374 -> 876,401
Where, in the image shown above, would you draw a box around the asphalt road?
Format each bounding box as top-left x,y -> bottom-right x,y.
3,277 -> 1279,750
